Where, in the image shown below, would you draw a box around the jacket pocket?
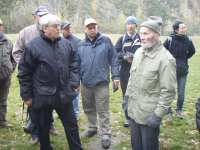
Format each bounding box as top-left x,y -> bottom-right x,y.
38,86 -> 56,95
60,86 -> 77,105
141,70 -> 158,91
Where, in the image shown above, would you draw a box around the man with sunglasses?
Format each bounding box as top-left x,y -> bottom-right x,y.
12,6 -> 58,146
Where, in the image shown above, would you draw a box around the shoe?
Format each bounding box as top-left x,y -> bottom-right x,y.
166,113 -> 172,122
0,122 -> 13,128
85,130 -> 97,137
176,110 -> 183,119
30,137 -> 38,145
124,120 -> 131,127
102,139 -> 110,149
49,128 -> 58,135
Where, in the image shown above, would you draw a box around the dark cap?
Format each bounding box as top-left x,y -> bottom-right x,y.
32,6 -> 50,16
61,20 -> 71,29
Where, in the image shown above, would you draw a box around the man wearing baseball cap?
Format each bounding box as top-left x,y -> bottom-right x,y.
77,18 -> 120,149
12,6 -> 58,146
61,20 -> 81,121
122,16 -> 176,149
115,16 -> 141,127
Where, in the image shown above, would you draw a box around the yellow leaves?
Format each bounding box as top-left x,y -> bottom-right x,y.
185,130 -> 199,135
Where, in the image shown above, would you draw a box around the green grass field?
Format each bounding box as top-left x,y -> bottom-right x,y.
1,34 -> 200,150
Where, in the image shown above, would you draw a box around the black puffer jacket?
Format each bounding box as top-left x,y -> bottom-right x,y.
18,32 -> 79,109
115,33 -> 141,80
196,98 -> 200,133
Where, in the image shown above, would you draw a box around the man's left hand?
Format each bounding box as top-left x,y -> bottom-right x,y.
146,113 -> 162,128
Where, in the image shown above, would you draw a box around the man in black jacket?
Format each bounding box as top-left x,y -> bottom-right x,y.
163,21 -> 195,121
61,20 -> 81,121
115,16 -> 141,127
18,14 -> 83,150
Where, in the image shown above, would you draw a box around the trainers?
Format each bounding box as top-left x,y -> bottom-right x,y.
124,120 -> 131,127
30,137 -> 38,145
49,128 -> 58,135
176,110 -> 183,119
0,122 -> 13,128
166,113 -> 172,122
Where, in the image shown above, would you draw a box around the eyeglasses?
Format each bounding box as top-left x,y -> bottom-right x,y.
47,24 -> 61,29
0,24 -> 3,26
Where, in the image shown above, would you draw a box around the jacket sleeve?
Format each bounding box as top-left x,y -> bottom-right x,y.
68,45 -> 79,88
108,38 -> 120,80
187,40 -> 196,59
115,36 -> 125,61
17,45 -> 35,101
12,30 -> 26,64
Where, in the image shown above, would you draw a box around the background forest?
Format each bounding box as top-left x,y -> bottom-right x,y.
1,0 -> 200,35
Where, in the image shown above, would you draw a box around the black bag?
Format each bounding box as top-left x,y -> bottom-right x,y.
24,118 -> 36,134
176,58 -> 189,76
23,103 -> 36,134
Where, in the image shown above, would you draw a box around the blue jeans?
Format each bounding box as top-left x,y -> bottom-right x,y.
168,74 -> 187,114
130,119 -> 159,150
35,103 -> 83,150
72,92 -> 79,116
29,106 -> 55,138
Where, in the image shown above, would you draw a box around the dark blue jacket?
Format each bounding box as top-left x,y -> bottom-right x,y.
115,33 -> 141,80
18,32 -> 79,109
77,32 -> 120,87
63,34 -> 81,51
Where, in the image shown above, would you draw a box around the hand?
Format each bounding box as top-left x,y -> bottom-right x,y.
113,80 -> 120,89
24,98 -> 33,106
122,95 -> 129,111
146,113 -> 162,128
76,86 -> 80,92
124,52 -> 133,63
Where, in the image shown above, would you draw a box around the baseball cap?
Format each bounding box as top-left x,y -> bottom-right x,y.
32,6 -> 50,16
61,21 -> 71,29
84,18 -> 97,27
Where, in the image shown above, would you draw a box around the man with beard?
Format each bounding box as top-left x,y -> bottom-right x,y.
122,16 -> 176,150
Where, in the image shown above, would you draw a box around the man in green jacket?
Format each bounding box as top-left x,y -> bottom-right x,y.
123,16 -> 176,150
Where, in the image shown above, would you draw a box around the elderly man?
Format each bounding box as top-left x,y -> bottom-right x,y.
123,16 -> 176,150
115,16 -> 141,127
77,18 -> 120,149
0,18 -> 16,128
17,14 -> 83,150
12,6 -> 58,145
61,20 -> 81,120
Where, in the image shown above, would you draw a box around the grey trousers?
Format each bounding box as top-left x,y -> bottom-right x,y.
0,75 -> 11,124
81,84 -> 111,140
130,119 -> 159,150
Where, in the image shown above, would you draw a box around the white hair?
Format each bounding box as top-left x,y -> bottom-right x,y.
39,14 -> 60,30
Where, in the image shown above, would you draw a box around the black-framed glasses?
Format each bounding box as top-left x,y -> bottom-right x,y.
47,24 -> 61,29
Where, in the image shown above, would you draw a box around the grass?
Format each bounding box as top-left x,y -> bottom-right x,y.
1,33 -> 200,150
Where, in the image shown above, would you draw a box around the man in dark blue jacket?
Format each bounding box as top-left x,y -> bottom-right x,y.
61,20 -> 81,121
77,18 -> 120,149
115,16 -> 141,127
18,14 -> 83,150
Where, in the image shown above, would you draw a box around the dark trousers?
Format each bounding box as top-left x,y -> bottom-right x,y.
35,102 -> 83,150
0,75 -> 11,124
130,119 -> 159,150
120,79 -> 130,120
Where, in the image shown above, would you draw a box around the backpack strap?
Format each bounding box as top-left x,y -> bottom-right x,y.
167,37 -> 172,51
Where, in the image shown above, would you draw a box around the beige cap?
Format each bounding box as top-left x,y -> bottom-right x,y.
0,19 -> 2,24
84,18 -> 97,27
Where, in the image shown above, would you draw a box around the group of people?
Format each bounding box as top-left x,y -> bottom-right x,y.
0,5 -> 196,150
